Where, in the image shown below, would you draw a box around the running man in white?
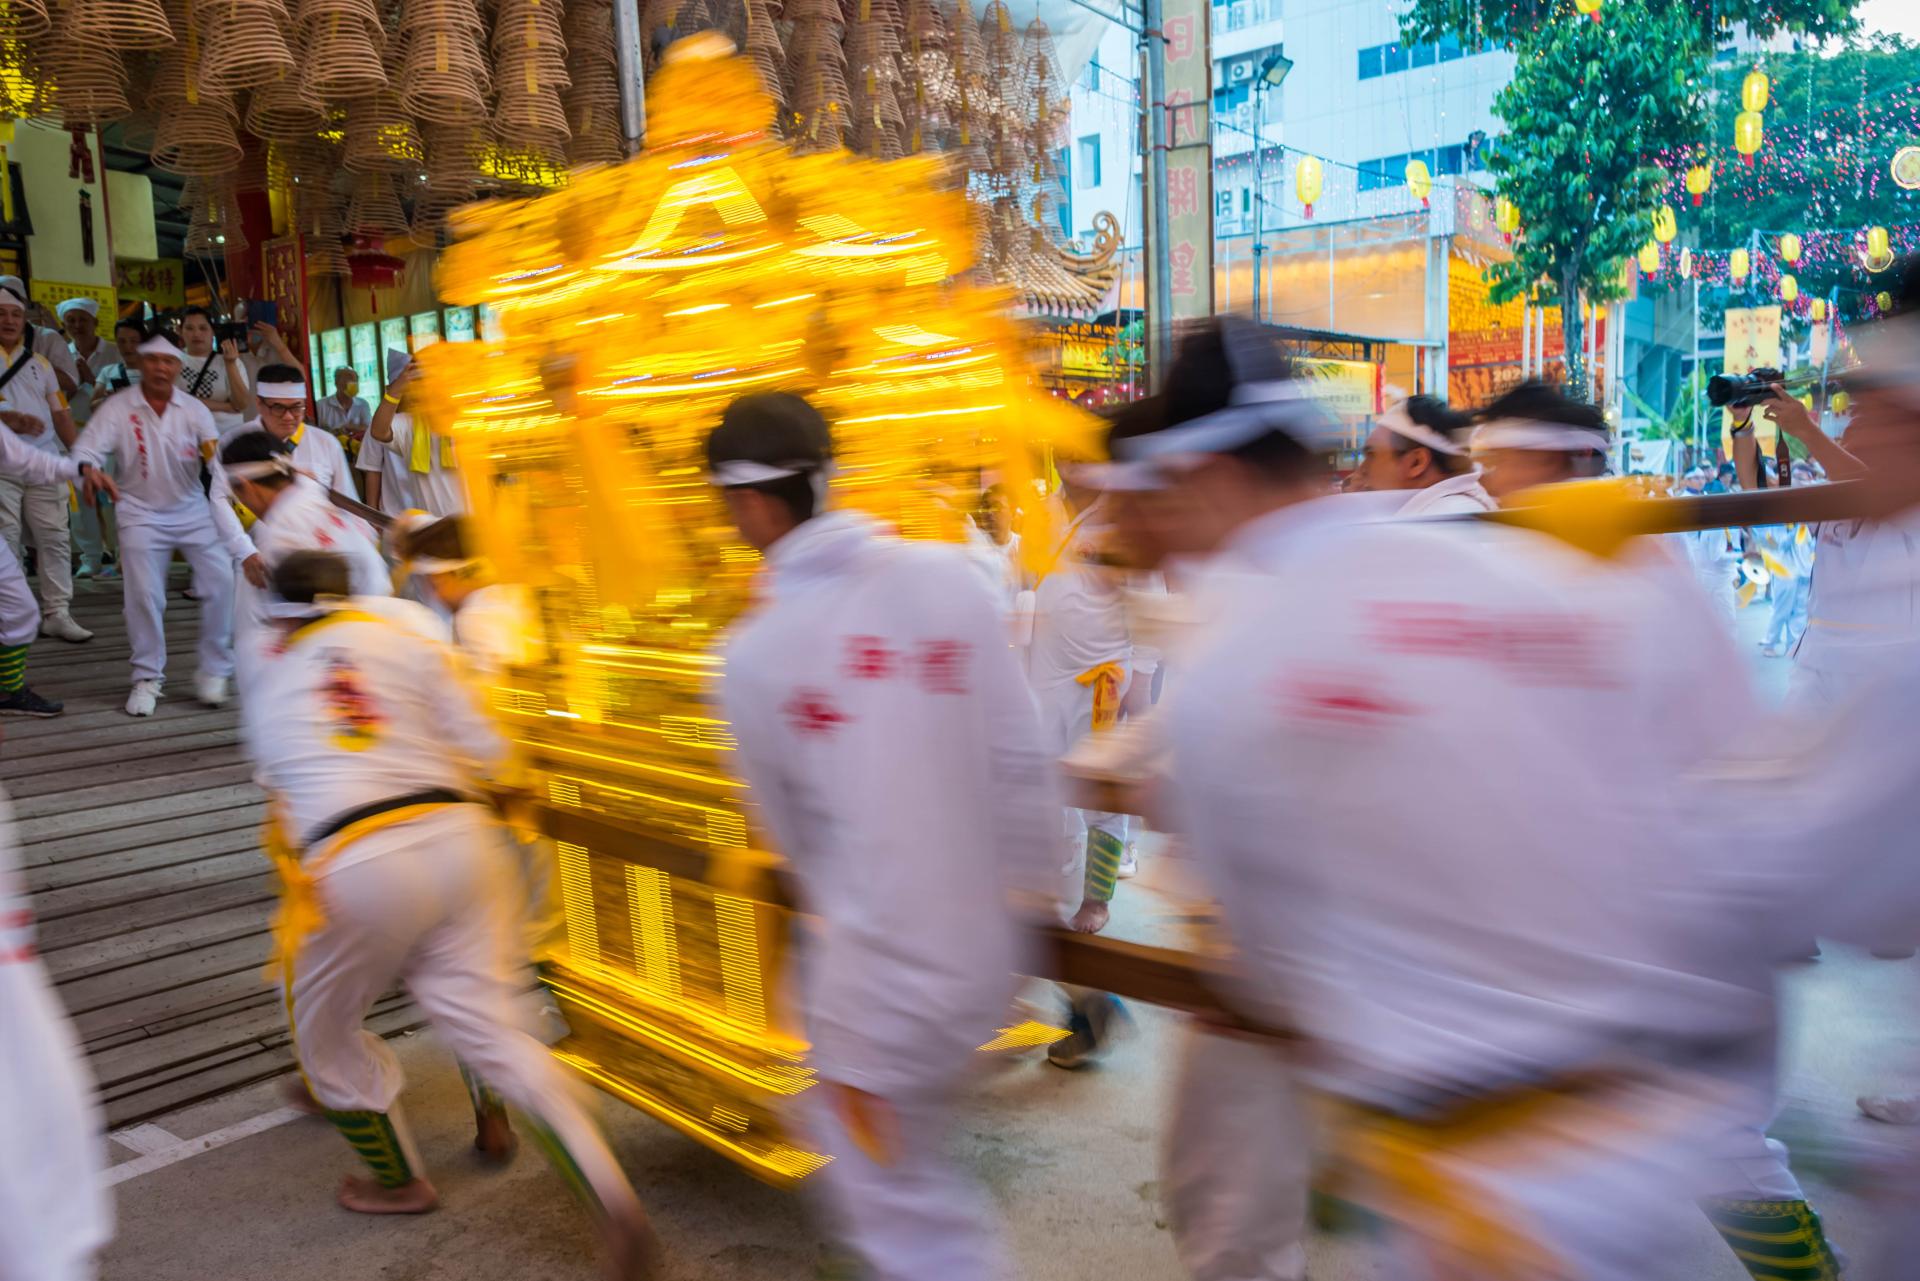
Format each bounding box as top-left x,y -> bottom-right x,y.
1353,395 -> 1495,516
243,550 -> 655,1277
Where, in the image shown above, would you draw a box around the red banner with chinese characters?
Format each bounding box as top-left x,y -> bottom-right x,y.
261,235 -> 309,389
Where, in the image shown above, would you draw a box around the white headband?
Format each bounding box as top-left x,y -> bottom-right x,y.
1379,403 -> 1466,457
224,457 -> 295,481
709,459 -> 815,486
1471,418 -> 1610,454
0,277 -> 25,307
57,297 -> 99,319
264,594 -> 349,620
255,381 -> 307,401
1117,379 -> 1341,462
138,334 -> 184,357
409,554 -> 485,574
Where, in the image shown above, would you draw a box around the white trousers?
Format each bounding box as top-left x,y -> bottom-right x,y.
0,539 -> 39,647
117,513 -> 234,684
1164,1024 -> 1310,1281
0,931 -> 112,1281
1034,672 -> 1132,907
800,1079 -> 1010,1281
288,806 -> 639,1218
1763,578 -> 1809,651
0,476 -> 72,615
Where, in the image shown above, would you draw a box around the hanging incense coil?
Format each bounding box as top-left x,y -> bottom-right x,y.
43,40 -> 133,126
735,0 -> 783,117
0,0 -> 52,40
845,0 -> 907,160
69,0 -> 173,48
245,73 -> 326,139
179,177 -> 248,254
397,24 -> 491,121
783,0 -> 848,152
296,5 -> 387,99
341,89 -> 424,172
196,1 -> 297,92
296,186 -> 351,273
344,170 -> 410,238
491,0 -> 571,148
151,105 -> 245,175
421,122 -> 488,195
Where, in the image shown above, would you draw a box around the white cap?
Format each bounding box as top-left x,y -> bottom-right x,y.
137,332 -> 185,358
56,297 -> 99,320
0,276 -> 26,309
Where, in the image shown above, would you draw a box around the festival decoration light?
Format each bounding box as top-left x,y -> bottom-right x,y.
1741,68 -> 1770,114
1495,195 -> 1521,241
1896,146 -> 1920,191
1679,246 -> 1694,278
1638,242 -> 1660,275
1811,297 -> 1827,321
1652,204 -> 1677,243
1734,111 -> 1764,166
1730,247 -> 1750,280
1779,273 -> 1797,302
1405,157 -> 1432,209
1778,232 -> 1802,263
1877,290 -> 1893,311
1296,155 -> 1323,218
1573,0 -> 1602,19
1685,161 -> 1713,206
1865,224 -> 1894,271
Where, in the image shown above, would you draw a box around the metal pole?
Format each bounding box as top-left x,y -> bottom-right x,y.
1250,89 -> 1263,323
1144,0 -> 1174,387
611,0 -> 647,153
1691,277 -> 1702,463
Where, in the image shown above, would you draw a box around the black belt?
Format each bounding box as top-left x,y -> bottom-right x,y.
305,788 -> 470,849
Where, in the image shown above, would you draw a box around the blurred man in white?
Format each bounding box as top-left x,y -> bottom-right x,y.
1,779 -> 112,1280
217,429 -> 387,696
72,331 -> 248,715
242,551 -> 654,1277
1354,395 -> 1494,515
66,315 -> 141,581
0,277 -> 90,643
709,392 -> 1060,1281
1470,386 -> 1611,505
361,356 -> 464,517
1129,328 -> 1778,1278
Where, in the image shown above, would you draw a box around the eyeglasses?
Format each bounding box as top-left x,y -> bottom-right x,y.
260,401 -> 304,418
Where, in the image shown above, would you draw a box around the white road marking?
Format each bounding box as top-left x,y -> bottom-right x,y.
105,1107 -> 308,1186
108,1123 -> 181,1156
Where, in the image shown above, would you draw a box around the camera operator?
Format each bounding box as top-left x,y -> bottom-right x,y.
175,306 -> 254,433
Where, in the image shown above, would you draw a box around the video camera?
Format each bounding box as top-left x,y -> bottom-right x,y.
1706,367 -> 1787,409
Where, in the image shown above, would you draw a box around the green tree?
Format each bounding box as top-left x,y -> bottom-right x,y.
1400,0 -> 1857,51
1480,0 -> 1709,396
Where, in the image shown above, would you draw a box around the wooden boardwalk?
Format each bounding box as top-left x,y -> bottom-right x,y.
8,569 -> 423,1126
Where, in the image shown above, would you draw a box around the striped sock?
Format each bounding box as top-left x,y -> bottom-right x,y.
1701,1197 -> 1842,1280
0,643 -> 29,693
1084,829 -> 1125,904
323,1109 -> 418,1188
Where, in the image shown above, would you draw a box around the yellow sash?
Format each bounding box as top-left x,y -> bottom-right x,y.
1077,661 -> 1126,734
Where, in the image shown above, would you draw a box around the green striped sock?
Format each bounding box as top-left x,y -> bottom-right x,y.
0,643 -> 29,693
1701,1197 -> 1842,1280
324,1109 -> 417,1188
524,1116 -> 603,1218
1084,829 -> 1125,904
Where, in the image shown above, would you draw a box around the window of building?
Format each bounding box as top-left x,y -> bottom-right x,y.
1380,42 -> 1409,73
1076,135 -> 1101,188
1438,33 -> 1464,61
1410,41 -> 1436,68
1082,62 -> 1100,93
1358,37 -> 1477,80
1357,45 -> 1383,79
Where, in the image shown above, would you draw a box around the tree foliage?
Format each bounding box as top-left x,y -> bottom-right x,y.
1400,0 -> 1857,53
1482,0 -> 1709,395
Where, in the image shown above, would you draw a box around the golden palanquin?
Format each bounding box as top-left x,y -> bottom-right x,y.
418,36 -> 1091,1183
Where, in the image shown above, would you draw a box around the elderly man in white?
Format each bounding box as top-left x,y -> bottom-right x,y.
0,278 -> 91,643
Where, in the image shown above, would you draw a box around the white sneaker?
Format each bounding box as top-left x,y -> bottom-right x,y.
194,673 -> 231,708
39,611 -> 93,643
1116,846 -> 1139,879
125,679 -> 161,717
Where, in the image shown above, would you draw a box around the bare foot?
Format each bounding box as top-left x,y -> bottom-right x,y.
337,1175 -> 439,1214
599,1205 -> 662,1281
1068,901 -> 1110,934
280,1076 -> 324,1117
474,1106 -> 518,1164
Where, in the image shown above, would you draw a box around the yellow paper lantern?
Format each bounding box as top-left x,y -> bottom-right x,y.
1574,0 -> 1603,18
1831,390 -> 1850,414
1779,273 -> 1797,302
1638,242 -> 1660,275
1811,298 -> 1827,322
1877,290 -> 1893,311
1405,158 -> 1432,209
1651,205 -> 1677,244
1777,233 -> 1801,263
1730,247 -> 1750,280
1741,68 -> 1770,113
1495,195 -> 1520,241
1734,111 -> 1764,166
1685,162 -> 1713,206
1865,224 -> 1893,271
1679,247 -> 1694,278
1296,156 -> 1323,218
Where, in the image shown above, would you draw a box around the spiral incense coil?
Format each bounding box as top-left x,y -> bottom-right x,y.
0,0 -> 52,40
341,89 -> 425,172
422,122 -> 489,194
196,2 -> 297,92
783,0 -> 847,151
297,10 -> 387,98
397,0 -> 484,32
152,105 -> 246,175
398,26 -> 491,122
345,170 -> 410,238
245,72 -> 327,139
297,187 -> 351,273
69,0 -> 173,49
44,41 -> 133,126
180,177 -> 248,254
292,0 -> 380,26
